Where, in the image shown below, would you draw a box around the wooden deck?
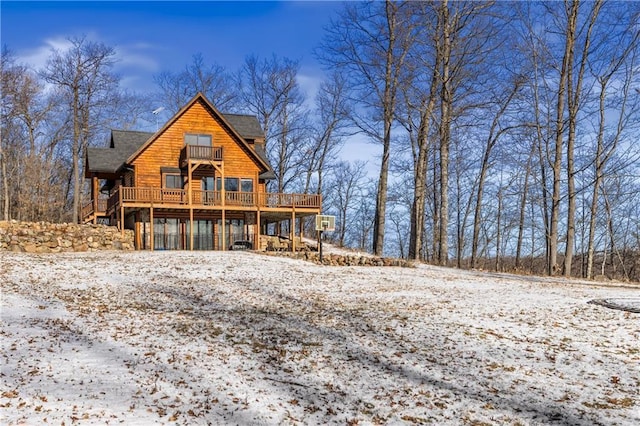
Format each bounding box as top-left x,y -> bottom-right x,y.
82,187 -> 321,221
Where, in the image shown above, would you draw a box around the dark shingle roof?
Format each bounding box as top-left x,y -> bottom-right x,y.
254,144 -> 276,180
222,114 -> 265,139
87,130 -> 153,174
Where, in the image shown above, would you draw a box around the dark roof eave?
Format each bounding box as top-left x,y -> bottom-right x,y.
259,171 -> 276,180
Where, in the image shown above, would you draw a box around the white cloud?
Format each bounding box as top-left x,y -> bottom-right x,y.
115,44 -> 160,73
296,73 -> 322,108
17,36 -> 74,70
14,33 -> 160,93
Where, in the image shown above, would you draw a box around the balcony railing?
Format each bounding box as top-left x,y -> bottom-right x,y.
179,145 -> 223,166
95,187 -> 321,216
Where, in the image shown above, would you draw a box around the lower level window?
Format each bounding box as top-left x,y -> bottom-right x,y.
165,174 -> 183,189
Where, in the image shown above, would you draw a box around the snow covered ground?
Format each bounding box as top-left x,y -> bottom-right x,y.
1,250 -> 639,425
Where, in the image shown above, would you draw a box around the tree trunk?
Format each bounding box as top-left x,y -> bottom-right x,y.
72,87 -> 80,224
549,14 -> 571,276
0,140 -> 8,220
438,0 -> 451,266
563,3 -> 577,277
564,0 -> 601,277
516,154 -> 532,270
409,92 -> 437,260
372,1 -> 404,256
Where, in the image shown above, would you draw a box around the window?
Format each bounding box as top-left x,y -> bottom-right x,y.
241,178 -> 253,193
165,174 -> 183,189
201,176 -> 215,191
184,134 -> 211,146
225,178 -> 239,192
216,177 -> 239,192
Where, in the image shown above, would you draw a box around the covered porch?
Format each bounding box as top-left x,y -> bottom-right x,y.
115,204 -> 318,252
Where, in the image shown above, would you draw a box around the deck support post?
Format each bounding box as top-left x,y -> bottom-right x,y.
291,208 -> 296,252
221,209 -> 226,251
92,176 -> 99,224
189,208 -> 194,251
119,187 -> 125,236
120,206 -> 125,237
299,216 -> 304,241
188,162 -> 195,251
135,211 -> 141,249
150,206 -> 154,251
256,208 -> 261,251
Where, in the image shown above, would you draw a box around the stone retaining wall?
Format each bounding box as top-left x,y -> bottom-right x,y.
262,250 -> 415,267
0,221 -> 134,253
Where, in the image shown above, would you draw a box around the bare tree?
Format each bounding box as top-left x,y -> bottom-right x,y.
0,47 -> 19,220
317,1 -> 417,255
302,72 -> 351,196
236,54 -> 310,194
470,78 -> 522,268
327,161 -> 369,247
154,53 -> 237,114
42,36 -> 118,223
586,12 -> 639,278
562,0 -> 603,277
1,46 -> 69,222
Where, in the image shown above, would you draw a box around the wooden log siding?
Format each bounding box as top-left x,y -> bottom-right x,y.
134,101 -> 261,188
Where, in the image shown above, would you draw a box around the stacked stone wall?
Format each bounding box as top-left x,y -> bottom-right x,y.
262,250 -> 415,267
0,221 -> 134,253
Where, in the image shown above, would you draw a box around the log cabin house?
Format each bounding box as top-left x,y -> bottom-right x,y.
82,93 -> 321,251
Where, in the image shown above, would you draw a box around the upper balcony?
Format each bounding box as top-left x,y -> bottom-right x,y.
179,145 -> 223,168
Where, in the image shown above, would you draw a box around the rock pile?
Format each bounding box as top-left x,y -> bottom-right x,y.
0,220 -> 134,253
262,250 -> 415,267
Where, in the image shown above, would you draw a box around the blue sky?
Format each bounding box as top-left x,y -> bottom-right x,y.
2,0 -> 377,171
1,1 -> 343,94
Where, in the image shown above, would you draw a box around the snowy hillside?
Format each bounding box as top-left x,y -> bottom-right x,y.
1,251 -> 638,425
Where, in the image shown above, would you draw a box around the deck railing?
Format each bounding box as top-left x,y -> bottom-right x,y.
258,192 -> 321,208
81,198 -> 108,218
179,145 -> 223,166
87,187 -> 321,216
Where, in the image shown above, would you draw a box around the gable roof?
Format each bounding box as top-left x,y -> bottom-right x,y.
87,130 -> 154,174
223,114 -> 264,140
85,94 -> 273,177
126,93 -> 270,173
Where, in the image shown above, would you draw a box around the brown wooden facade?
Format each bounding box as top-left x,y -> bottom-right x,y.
82,93 -> 321,250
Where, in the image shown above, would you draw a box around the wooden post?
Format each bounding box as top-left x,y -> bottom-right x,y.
221,162 -> 226,251
119,187 -> 125,236
256,209 -> 261,251
92,176 -> 99,224
150,206 -> 154,251
120,206 -> 125,237
188,163 -> 194,250
299,217 -> 304,240
189,209 -> 194,251
221,210 -> 226,251
291,209 -> 296,252
135,211 -> 141,249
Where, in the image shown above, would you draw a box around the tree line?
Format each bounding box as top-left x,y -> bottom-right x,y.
2,1 -> 639,281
